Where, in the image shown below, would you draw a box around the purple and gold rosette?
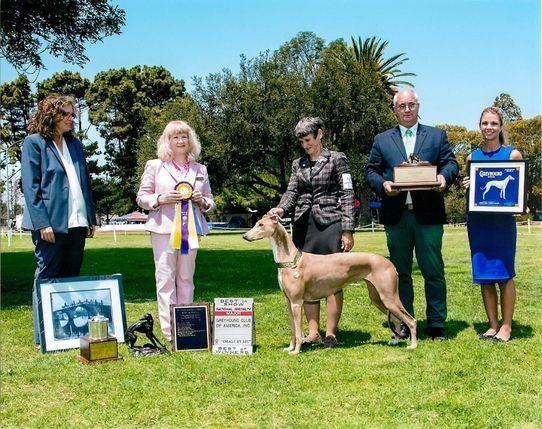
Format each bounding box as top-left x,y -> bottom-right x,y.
170,182 -> 205,254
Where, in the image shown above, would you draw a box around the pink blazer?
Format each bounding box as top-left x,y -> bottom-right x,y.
137,159 -> 214,235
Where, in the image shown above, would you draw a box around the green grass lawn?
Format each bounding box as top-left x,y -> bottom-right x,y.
1,226 -> 541,428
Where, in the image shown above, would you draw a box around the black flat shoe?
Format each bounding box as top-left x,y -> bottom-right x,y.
428,327 -> 447,341
324,335 -> 338,348
479,333 -> 496,340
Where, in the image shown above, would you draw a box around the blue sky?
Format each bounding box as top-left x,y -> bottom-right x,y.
2,0 -> 540,130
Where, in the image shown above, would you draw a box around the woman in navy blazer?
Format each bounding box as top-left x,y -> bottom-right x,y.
21,94 -> 97,345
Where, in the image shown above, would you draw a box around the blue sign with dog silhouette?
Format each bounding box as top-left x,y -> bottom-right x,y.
468,160 -> 528,213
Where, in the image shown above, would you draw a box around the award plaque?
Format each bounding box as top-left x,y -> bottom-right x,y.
171,304 -> 211,352
391,158 -> 440,191
78,315 -> 121,364
78,336 -> 120,364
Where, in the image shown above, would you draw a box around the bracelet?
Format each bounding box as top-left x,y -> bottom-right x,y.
154,194 -> 162,208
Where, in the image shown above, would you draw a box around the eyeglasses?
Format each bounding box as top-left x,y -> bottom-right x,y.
61,111 -> 77,119
396,102 -> 418,111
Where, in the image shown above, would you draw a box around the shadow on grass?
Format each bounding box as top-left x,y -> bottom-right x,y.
1,248 -> 280,308
379,319 -> 471,340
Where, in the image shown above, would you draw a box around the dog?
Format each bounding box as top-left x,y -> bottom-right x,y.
125,313 -> 166,350
243,215 -> 417,355
481,175 -> 514,200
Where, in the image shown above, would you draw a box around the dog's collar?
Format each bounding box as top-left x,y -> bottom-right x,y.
276,249 -> 303,269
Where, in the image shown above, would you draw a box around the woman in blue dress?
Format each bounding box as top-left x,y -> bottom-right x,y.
463,107 -> 522,342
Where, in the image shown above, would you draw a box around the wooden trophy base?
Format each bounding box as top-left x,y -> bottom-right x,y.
391,181 -> 441,191
78,336 -> 122,365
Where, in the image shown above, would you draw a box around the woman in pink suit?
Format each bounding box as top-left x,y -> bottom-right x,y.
137,120 -> 214,341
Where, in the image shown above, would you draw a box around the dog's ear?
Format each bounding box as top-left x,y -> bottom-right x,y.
268,214 -> 280,223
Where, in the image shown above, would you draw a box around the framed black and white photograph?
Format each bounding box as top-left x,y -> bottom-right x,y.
36,274 -> 126,353
467,160 -> 528,214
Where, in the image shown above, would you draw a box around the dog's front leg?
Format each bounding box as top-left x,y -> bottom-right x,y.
283,298 -> 296,353
289,301 -> 304,355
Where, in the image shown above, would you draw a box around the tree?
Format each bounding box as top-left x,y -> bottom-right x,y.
192,32 -> 323,211
493,93 -> 523,122
36,71 -> 91,136
349,36 -> 416,93
86,66 -> 185,214
0,75 -> 34,164
0,0 -> 125,74
507,115 -> 541,214
192,33 -> 398,215
313,40 -> 396,196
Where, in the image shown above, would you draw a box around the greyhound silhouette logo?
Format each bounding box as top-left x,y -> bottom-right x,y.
480,175 -> 515,200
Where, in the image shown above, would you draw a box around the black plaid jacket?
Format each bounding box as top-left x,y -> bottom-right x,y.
278,149 -> 355,231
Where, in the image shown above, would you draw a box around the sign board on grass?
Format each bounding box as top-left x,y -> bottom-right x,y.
212,298 -> 255,355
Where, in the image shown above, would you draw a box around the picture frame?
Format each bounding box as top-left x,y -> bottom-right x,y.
467,160 -> 528,214
171,304 -> 211,352
36,274 -> 127,353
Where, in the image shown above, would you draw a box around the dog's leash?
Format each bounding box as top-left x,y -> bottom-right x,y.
276,249 -> 303,269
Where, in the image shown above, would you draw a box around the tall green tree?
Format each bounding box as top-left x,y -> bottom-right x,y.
192,32 -> 323,210
36,71 -> 91,136
507,115 -> 541,213
0,75 -> 34,164
349,36 -> 416,93
0,0 -> 125,74
86,66 -> 185,214
493,93 -> 523,122
313,39 -> 396,196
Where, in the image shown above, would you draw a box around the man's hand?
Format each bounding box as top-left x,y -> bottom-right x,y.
433,174 -> 447,192
383,181 -> 401,196
39,226 -> 55,243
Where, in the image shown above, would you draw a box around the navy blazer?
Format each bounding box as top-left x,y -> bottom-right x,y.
365,124 -> 458,225
21,133 -> 97,233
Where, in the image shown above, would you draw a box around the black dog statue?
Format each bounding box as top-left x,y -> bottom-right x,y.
125,313 -> 167,356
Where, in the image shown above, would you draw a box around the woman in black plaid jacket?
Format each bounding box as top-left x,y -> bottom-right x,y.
268,117 -> 355,348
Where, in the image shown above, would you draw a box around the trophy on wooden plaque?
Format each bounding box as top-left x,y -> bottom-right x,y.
391,155 -> 440,191
78,315 -> 121,364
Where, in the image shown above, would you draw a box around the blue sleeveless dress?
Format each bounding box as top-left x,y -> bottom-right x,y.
467,145 -> 516,284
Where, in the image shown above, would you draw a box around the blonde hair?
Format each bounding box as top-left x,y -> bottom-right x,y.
156,120 -> 201,162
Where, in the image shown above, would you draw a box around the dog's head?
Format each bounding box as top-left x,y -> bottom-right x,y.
243,214 -> 280,242
140,313 -> 153,323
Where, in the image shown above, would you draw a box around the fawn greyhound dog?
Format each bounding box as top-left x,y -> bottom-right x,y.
243,215 -> 417,354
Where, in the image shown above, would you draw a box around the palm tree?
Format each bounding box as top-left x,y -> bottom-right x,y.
350,36 -> 416,93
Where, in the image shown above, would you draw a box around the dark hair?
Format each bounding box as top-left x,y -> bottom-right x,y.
479,106 -> 506,145
294,117 -> 323,138
27,94 -> 76,139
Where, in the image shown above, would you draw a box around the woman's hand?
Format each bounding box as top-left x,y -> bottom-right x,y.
192,190 -> 209,210
158,190 -> 183,205
267,207 -> 284,218
341,231 -> 354,252
462,176 -> 470,189
40,226 -> 55,243
87,226 -> 96,238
